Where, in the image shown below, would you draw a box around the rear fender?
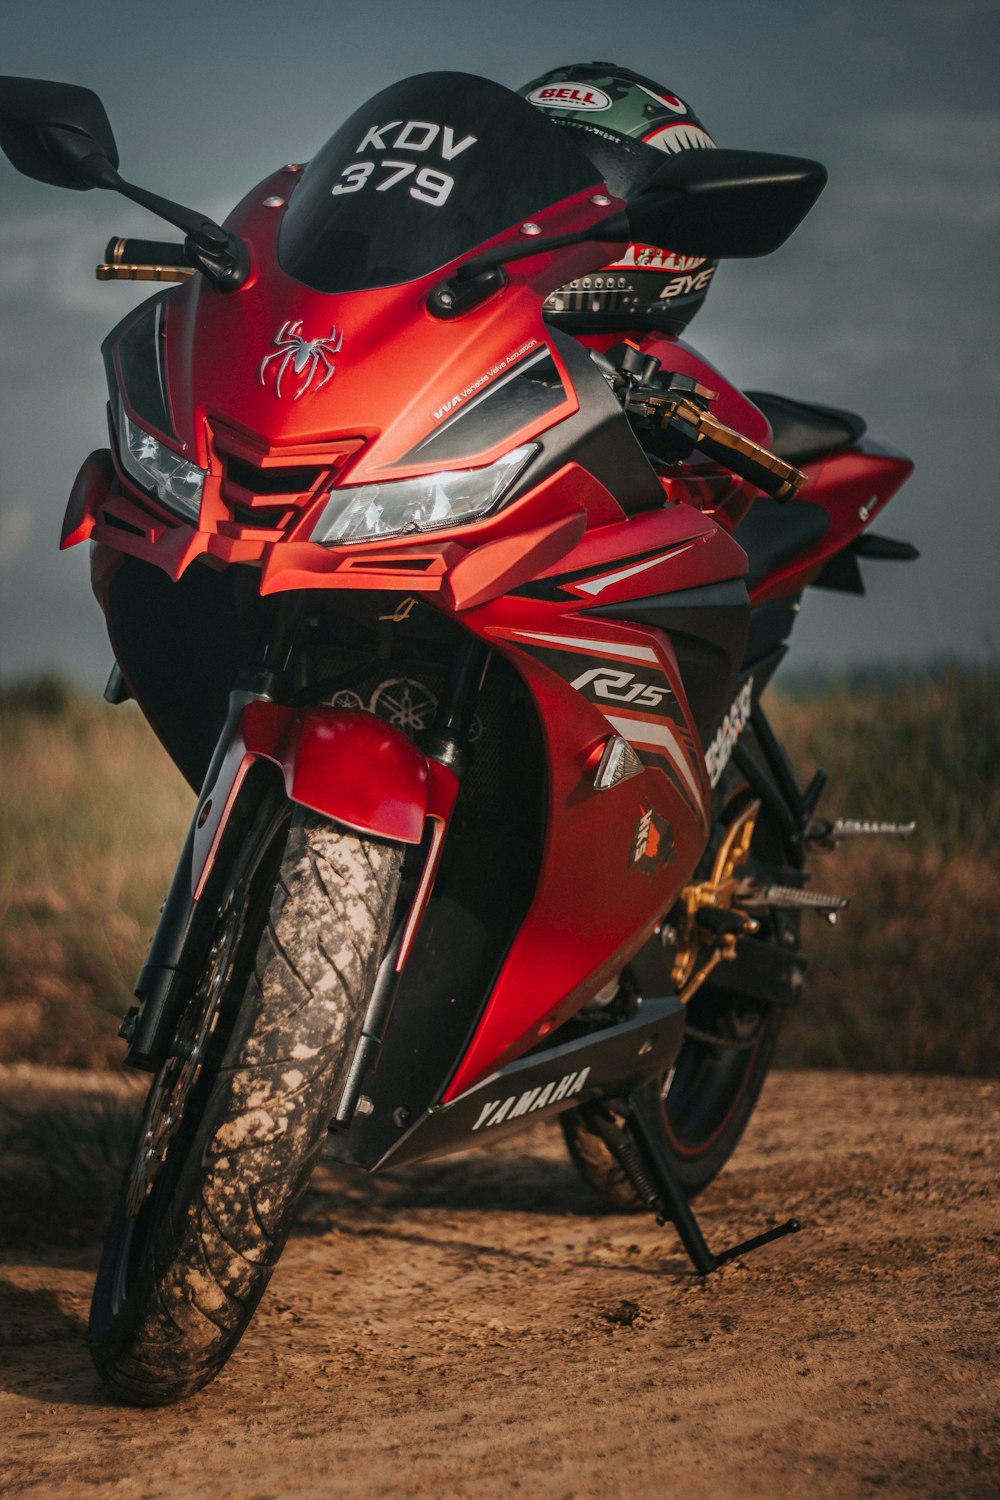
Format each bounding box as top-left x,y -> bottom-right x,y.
192,700 -> 457,899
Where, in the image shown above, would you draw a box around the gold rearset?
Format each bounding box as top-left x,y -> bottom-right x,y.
670,800 -> 763,1004
96,237 -> 195,284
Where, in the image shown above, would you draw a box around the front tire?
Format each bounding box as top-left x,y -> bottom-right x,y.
89,799 -> 401,1405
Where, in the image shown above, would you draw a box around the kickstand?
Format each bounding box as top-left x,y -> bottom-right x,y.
580,1090 -> 800,1275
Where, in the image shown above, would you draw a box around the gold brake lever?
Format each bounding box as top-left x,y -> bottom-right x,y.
630,389 -> 808,501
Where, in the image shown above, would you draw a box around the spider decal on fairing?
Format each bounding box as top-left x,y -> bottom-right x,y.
259,320 -> 344,399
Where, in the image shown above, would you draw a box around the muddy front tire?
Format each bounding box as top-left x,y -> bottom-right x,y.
89,802 -> 401,1406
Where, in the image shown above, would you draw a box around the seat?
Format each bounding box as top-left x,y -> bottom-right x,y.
745,390 -> 866,465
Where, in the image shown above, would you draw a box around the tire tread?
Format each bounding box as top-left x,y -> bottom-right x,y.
89,807 -> 401,1405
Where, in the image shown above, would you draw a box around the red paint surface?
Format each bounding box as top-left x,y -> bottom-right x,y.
190,704 -> 458,898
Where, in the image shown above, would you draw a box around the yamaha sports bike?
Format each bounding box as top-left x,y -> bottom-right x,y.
0,72 -> 916,1405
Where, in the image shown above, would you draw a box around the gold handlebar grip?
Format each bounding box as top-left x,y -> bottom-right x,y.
96,238 -> 195,284
672,397 -> 808,501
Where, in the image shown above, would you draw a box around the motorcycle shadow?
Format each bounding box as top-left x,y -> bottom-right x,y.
0,1274 -> 108,1407
304,1127 -> 700,1280
314,1124 -> 603,1218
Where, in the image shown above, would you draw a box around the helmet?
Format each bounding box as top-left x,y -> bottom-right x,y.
518,62 -> 718,334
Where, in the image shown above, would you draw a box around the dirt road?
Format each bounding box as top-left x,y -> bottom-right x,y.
0,1066 -> 997,1499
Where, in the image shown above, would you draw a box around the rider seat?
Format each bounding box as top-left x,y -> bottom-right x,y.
732,391 -> 867,591
733,496 -> 829,592
744,390 -> 867,465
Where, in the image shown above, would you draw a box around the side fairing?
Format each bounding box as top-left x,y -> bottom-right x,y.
440,595 -> 719,1100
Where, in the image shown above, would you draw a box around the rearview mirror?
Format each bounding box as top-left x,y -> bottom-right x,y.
0,76 -> 119,190
0,76 -> 248,290
625,148 -> 828,258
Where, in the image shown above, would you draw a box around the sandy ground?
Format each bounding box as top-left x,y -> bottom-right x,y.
0,1065 -> 997,1499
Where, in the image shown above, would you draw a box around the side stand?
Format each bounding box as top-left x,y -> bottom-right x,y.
580,1091 -> 800,1275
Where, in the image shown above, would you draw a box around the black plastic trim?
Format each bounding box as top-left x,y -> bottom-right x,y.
586,577 -> 750,733
327,993 -> 687,1172
502,326 -> 667,518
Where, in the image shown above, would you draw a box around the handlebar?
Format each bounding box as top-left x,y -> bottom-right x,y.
611,362 -> 807,501
664,398 -> 807,501
96,236 -> 194,283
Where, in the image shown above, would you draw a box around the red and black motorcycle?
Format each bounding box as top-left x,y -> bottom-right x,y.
0,70 -> 916,1405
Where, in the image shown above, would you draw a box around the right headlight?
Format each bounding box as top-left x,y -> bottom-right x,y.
116,404 -> 206,524
309,443 -> 536,546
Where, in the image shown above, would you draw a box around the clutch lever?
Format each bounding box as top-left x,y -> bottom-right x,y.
596,347 -> 808,502
632,385 -> 808,501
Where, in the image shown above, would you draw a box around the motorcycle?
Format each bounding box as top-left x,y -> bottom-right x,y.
0,70 -> 916,1406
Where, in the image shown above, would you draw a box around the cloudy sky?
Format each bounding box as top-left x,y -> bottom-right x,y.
1,0 -> 997,688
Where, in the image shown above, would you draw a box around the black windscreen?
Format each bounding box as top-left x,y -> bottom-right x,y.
278,72 -> 602,293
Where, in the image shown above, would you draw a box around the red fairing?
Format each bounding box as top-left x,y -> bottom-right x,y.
444,604 -> 710,1097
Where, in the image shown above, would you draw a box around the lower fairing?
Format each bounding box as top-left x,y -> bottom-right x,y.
325,991 -> 686,1171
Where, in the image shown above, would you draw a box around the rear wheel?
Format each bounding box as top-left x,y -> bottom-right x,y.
562,754 -> 797,1205
89,798 -> 401,1405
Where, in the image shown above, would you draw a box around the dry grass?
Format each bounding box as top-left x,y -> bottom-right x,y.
769,664 -> 1000,1075
0,676 -> 192,1068
0,666 -> 996,1075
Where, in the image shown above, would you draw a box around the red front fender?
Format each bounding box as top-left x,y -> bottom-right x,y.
191,702 -> 457,899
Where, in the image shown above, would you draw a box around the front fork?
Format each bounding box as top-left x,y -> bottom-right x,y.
122,689 -> 260,1071
331,633 -> 491,1126
121,635 -> 488,1076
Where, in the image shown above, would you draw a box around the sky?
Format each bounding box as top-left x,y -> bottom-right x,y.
1,0 -> 998,689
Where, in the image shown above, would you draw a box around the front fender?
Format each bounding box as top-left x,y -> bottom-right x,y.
127,696 -> 456,1072
192,701 -> 457,899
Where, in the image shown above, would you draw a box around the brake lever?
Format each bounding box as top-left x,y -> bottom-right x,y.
646,393 -> 808,501
594,349 -> 808,502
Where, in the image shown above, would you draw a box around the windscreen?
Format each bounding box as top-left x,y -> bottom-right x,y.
278,72 -> 603,293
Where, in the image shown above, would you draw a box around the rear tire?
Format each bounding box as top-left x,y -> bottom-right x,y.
89,799 -> 401,1405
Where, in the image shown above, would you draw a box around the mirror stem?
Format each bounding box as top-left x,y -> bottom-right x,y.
453,209 -> 630,284
80,154 -> 248,291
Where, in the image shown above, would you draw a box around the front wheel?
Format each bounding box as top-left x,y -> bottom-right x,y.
89,798 -> 401,1405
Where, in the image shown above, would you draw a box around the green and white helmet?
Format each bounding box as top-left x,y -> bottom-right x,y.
518,62 -> 718,334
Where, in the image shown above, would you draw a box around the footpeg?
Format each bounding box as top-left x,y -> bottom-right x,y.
736,881 -> 850,915
807,816 -> 916,850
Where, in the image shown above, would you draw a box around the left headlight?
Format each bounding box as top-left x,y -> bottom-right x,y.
309,443 -> 536,547
116,405 -> 206,525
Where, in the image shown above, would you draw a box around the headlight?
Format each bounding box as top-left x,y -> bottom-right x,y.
116,405 -> 206,524
309,443 -> 536,546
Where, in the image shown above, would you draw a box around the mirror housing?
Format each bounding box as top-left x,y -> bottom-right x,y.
0,76 -> 120,190
0,76 -> 249,291
625,148 -> 828,258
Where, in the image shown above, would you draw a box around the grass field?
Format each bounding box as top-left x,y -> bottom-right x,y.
0,666 -> 997,1074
